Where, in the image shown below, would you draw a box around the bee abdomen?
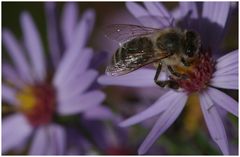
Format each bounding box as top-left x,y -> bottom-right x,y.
112,47 -> 126,64
126,37 -> 154,52
112,37 -> 154,64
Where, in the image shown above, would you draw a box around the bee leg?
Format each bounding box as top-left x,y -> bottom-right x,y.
167,80 -> 180,89
154,63 -> 179,89
154,63 -> 162,81
167,66 -> 188,79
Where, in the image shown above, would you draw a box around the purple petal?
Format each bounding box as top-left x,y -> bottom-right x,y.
214,50 -> 238,76
138,92 -> 188,154
53,8 -> 95,86
2,84 -> 18,105
126,2 -> 161,28
143,2 -> 172,27
29,127 -> 46,154
2,29 -> 33,83
171,2 -> 198,19
144,2 -> 170,18
206,87 -> 238,117
211,74 -> 237,82
61,2 -> 79,47
199,92 -> 229,155
53,48 -> 93,88
20,12 -> 46,81
45,2 -> 62,68
57,70 -> 98,102
201,2 -> 231,49
83,106 -> 120,122
3,63 -> 26,88
30,124 -> 65,155
210,74 -> 238,90
2,114 -> 32,153
63,48 -> 94,84
119,90 -> 186,127
81,9 -> 95,39
202,2 -> 230,28
57,90 -> 105,115
126,2 -> 149,19
98,68 -> 157,87
214,62 -> 238,76
217,50 -> 238,63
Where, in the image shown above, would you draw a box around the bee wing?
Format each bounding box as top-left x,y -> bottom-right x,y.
137,15 -> 175,28
106,51 -> 171,76
104,24 -> 161,44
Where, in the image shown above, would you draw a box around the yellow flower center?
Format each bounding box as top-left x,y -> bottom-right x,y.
17,87 -> 37,113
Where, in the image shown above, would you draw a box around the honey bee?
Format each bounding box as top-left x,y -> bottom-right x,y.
104,23 -> 201,89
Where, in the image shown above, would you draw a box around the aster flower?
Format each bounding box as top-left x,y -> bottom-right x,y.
98,2 -> 238,155
2,2 -> 105,154
63,104 -> 122,155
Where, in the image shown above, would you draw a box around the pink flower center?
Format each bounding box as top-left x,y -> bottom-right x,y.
106,147 -> 135,155
16,84 -> 56,127
175,49 -> 215,93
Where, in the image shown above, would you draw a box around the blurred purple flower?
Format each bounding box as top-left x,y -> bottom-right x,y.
64,106 -> 122,155
98,2 -> 238,155
2,2 -> 106,155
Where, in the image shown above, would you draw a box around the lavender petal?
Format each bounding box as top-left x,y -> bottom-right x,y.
2,114 -> 32,153
30,124 -> 65,155
2,84 -> 18,105
2,29 -> 33,83
58,70 -> 98,102
45,2 -> 62,68
98,68 -> 157,87
171,2 -> 198,19
210,74 -> 238,90
64,48 -> 94,85
202,2 -> 230,29
82,9 -> 95,40
53,9 -> 95,87
138,92 -> 187,154
51,125 -> 66,155
83,106 -> 120,122
214,50 -> 238,76
201,2 -> 231,49
29,126 -> 46,154
20,12 -> 46,81
143,2 -> 172,27
217,49 -> 238,63
126,2 -> 149,19
213,62 -> 238,76
199,92 -> 229,155
57,90 -> 105,115
61,2 -> 79,47
125,2 -> 161,27
206,87 -> 238,117
144,2 -> 170,18
119,90 -> 186,127
3,63 -> 26,88
53,48 -> 93,89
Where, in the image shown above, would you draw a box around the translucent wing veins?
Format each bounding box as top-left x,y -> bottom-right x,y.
104,24 -> 160,44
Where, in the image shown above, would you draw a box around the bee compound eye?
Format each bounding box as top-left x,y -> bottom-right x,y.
185,44 -> 196,57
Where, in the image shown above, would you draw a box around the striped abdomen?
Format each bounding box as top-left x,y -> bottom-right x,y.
112,37 -> 154,65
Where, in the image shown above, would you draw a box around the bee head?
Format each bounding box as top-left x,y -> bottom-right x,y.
183,30 -> 201,58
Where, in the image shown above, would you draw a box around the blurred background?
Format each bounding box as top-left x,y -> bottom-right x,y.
2,2 -> 238,155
